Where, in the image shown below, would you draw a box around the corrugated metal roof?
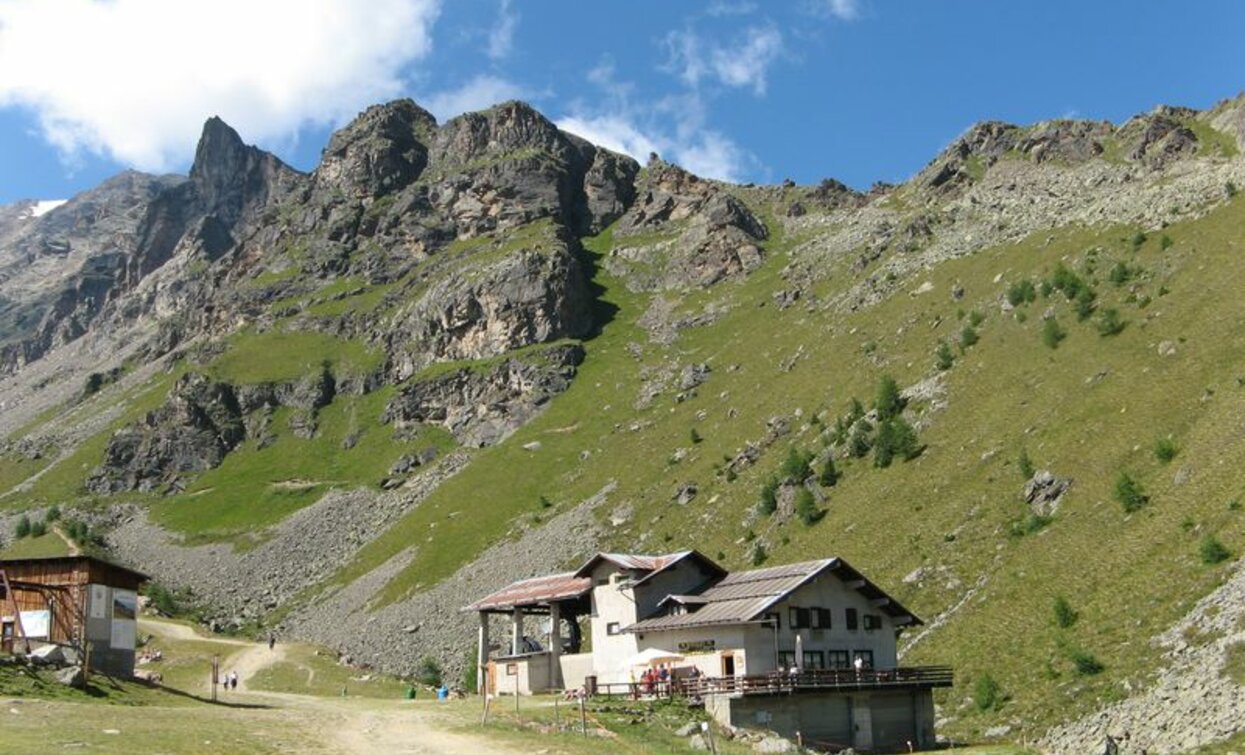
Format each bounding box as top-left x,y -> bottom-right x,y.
582,551 -> 689,573
464,571 -> 592,612
626,559 -> 833,632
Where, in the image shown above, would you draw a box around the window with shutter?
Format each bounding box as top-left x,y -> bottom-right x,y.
846,607 -> 858,630
813,607 -> 832,629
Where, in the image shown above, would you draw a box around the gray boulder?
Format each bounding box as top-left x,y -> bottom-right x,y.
54,665 -> 84,687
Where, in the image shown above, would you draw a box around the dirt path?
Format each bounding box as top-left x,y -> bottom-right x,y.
140,617 -> 516,754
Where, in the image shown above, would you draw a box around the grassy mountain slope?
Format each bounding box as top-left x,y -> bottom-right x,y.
1,99 -> 1244,745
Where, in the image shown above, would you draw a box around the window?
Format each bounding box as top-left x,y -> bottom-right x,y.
802,651 -> 825,670
606,622 -> 621,636
813,608 -> 831,629
853,650 -> 874,669
827,650 -> 850,668
845,607 -> 859,631
863,614 -> 883,631
789,607 -> 811,629
763,612 -> 781,630
777,650 -> 796,668
506,663 -> 518,676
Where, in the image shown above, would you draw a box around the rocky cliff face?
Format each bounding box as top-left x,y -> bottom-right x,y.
3,91 -> 1245,753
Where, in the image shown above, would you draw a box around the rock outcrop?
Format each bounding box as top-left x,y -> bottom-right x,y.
86,373 -> 245,493
611,159 -> 768,290
383,342 -> 584,447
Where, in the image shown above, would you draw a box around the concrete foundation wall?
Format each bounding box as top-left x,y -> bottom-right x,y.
707,688 -> 937,753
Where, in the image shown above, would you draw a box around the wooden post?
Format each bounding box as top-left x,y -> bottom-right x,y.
477,612 -> 489,696
0,569 -> 31,655
579,694 -> 587,736
703,721 -> 718,755
211,654 -> 219,702
481,673 -> 491,725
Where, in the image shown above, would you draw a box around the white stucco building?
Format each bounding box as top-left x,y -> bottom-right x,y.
465,551 -> 952,752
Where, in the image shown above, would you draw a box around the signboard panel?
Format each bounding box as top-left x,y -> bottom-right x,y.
89,585 -> 109,619
110,590 -> 137,649
19,610 -> 50,638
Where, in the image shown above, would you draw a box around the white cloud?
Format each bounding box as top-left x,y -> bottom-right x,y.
487,0 -> 519,60
664,25 -> 786,96
709,27 -> 784,96
424,75 -> 532,121
821,0 -> 860,20
0,0 -> 442,172
557,89 -> 753,183
556,114 -> 661,163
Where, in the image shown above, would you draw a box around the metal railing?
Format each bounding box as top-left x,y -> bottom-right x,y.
586,666 -> 952,700
681,665 -> 954,697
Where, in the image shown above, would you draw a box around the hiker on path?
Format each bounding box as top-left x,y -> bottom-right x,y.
268,633 -> 276,651
229,670 -> 238,690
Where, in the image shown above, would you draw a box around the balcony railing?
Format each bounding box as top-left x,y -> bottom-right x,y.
683,665 -> 953,697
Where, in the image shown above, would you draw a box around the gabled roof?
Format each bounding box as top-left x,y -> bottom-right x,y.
572,550 -> 726,586
0,554 -> 150,583
463,571 -> 592,613
624,557 -> 922,633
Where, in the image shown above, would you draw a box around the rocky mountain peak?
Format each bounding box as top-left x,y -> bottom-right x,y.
315,99 -> 437,198
189,116 -> 298,224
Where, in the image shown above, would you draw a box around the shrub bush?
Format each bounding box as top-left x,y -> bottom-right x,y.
689,428 -> 702,445
960,324 -> 980,349
1006,280 -> 1037,307
45,505 -> 61,523
751,542 -> 768,566
1008,513 -> 1053,538
781,448 -> 814,481
848,421 -> 873,458
15,515 -> 31,539
935,340 -> 954,370
968,310 -> 986,327
1199,535 -> 1231,565
1114,472 -> 1148,513
875,375 -> 906,421
1041,317 -> 1066,349
1070,649 -> 1104,675
1051,263 -> 1086,300
1053,596 -> 1079,628
1097,308 -> 1126,336
973,672 -> 1003,712
1130,231 -> 1147,250
758,476 -> 780,516
463,650 -> 479,694
1154,436 -> 1178,463
415,656 -> 443,687
795,488 -> 824,526
1074,287 -> 1097,321
1108,261 -> 1134,286
29,520 -> 47,538
874,417 -> 921,468
1018,449 -> 1035,480
818,457 -> 839,488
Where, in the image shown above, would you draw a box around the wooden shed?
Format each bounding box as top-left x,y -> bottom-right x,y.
1,555 -> 148,676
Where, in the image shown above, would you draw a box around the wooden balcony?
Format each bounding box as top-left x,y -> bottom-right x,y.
680,665 -> 954,698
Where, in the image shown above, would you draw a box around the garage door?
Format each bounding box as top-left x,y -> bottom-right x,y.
871,691 -> 917,751
796,695 -> 852,748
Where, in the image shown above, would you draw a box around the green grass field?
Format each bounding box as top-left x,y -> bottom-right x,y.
1,146 -> 1242,746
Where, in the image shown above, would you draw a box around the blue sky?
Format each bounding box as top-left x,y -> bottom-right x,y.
0,0 -> 1241,205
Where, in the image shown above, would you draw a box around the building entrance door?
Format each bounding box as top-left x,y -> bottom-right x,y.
1,620 -> 13,653
721,653 -> 735,677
